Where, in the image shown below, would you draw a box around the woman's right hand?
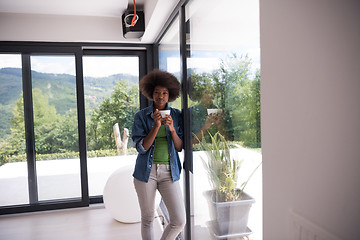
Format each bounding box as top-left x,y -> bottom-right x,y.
153,109 -> 162,127
203,112 -> 224,130
142,109 -> 162,150
203,115 -> 214,131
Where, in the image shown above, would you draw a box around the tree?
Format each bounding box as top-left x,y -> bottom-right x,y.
31,89 -> 62,153
252,70 -> 261,147
87,80 -> 139,150
0,89 -> 80,165
221,54 -> 260,147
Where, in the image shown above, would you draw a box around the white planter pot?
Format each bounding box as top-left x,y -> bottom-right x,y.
205,190 -> 255,236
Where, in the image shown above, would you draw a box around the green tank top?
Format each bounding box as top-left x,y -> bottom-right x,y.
153,125 -> 170,165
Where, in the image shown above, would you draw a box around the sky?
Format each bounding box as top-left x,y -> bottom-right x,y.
0,54 -> 21,69
82,56 -> 139,77
0,54 -> 140,78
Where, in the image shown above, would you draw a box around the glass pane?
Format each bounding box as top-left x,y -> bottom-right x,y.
158,15 -> 186,239
31,55 -> 81,201
186,0 -> 262,239
159,16 -> 182,110
0,54 -> 29,206
83,56 -> 139,196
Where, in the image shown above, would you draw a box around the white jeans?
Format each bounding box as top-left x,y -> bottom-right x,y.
133,164 -> 186,240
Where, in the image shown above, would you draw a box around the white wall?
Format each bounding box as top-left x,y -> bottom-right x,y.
0,12 -> 133,43
260,0 -> 360,239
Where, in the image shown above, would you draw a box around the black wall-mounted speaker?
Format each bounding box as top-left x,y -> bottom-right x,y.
122,10 -> 145,39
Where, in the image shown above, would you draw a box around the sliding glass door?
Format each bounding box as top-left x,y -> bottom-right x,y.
0,45 -> 149,213
0,54 -> 29,206
0,46 -> 88,213
30,55 -> 81,202
82,51 -> 145,199
0,53 -> 83,206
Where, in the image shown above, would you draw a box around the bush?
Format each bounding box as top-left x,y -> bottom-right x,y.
0,148 -> 137,166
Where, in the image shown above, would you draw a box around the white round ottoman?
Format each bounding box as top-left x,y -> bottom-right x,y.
103,164 -> 161,223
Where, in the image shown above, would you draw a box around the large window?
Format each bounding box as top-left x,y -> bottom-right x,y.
156,1 -> 262,239
156,1 -> 261,239
0,52 -> 85,208
0,45 -> 149,214
185,0 -> 262,239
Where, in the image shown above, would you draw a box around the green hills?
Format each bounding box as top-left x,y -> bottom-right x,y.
0,67 -> 138,137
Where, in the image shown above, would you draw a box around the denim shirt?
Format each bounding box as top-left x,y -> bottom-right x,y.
131,103 -> 183,183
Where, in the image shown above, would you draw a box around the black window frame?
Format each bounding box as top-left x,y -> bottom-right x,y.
0,42 -> 153,215
153,1 -> 192,239
81,48 -> 149,204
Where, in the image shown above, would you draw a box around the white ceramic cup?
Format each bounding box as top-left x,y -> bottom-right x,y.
207,108 -> 222,115
159,110 -> 170,118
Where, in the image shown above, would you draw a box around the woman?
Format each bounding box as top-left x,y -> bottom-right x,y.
190,79 -> 226,144
131,69 -> 185,240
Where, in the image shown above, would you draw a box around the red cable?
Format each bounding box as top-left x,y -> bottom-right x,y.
131,0 -> 137,26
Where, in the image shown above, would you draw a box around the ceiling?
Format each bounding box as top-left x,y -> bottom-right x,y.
0,0 -> 177,43
0,0 -> 260,48
0,0 -> 144,17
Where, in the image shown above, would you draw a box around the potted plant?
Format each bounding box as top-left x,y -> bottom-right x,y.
195,131 -> 261,237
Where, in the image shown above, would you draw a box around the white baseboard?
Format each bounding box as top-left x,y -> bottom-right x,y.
289,210 -> 342,240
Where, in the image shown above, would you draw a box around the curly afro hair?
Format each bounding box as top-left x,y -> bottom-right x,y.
140,69 -> 181,102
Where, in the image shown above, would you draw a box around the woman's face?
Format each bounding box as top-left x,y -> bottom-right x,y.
200,91 -> 213,107
153,86 -> 169,110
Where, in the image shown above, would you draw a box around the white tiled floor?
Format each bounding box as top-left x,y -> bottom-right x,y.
0,204 -> 164,240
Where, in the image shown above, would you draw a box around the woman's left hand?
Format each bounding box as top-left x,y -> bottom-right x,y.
163,114 -> 175,132
164,114 -> 182,151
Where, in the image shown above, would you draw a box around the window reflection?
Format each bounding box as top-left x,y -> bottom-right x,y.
190,72 -> 226,144
186,0 -> 262,239
159,16 -> 181,110
190,55 -> 261,147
